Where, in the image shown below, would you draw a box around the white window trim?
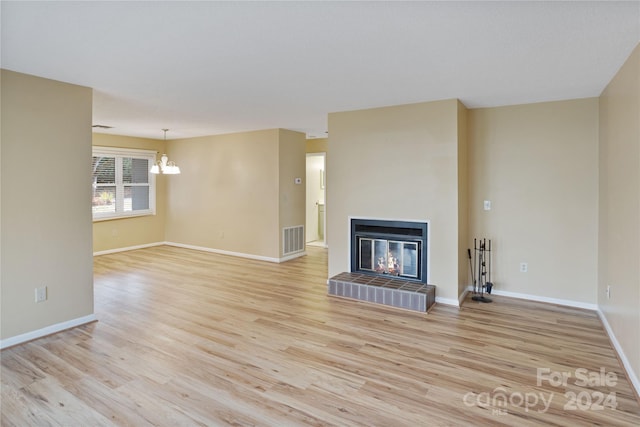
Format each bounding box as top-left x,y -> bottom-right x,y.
92,146 -> 157,222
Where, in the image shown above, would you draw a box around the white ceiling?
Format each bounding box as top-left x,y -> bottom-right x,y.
2,1 -> 639,140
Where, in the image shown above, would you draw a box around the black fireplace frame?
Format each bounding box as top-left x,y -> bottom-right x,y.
350,218 -> 428,284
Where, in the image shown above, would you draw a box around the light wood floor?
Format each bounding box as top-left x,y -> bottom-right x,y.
2,245 -> 639,426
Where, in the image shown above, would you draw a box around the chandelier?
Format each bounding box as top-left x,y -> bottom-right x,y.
150,129 -> 181,175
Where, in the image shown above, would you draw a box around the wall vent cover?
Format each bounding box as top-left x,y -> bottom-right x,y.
283,225 -> 305,256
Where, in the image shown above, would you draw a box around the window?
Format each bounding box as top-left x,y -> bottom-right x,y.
92,147 -> 156,221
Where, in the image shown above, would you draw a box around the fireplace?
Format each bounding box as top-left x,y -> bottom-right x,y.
351,218 -> 428,283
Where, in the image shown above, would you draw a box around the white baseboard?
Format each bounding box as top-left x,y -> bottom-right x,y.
462,285 -> 597,311
489,289 -> 597,310
93,242 -> 164,256
436,296 -> 460,307
0,314 -> 97,350
165,241 -> 305,263
279,251 -> 307,262
458,288 -> 470,306
597,309 -> 640,398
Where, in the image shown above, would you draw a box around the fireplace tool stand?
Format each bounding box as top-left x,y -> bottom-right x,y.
471,238 -> 493,303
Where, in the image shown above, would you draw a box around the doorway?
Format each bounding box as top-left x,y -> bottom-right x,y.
306,153 -> 326,247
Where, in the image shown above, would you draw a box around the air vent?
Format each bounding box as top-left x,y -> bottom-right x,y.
92,124 -> 113,129
283,225 -> 305,256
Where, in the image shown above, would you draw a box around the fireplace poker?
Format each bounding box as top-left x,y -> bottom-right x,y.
486,239 -> 493,294
472,238 -> 492,303
468,248 -> 475,293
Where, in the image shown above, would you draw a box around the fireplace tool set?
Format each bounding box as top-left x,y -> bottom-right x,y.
468,238 -> 493,303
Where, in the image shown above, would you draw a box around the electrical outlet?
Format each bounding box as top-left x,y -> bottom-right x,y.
519,262 -> 528,273
483,200 -> 491,211
35,286 -> 47,303
606,285 -> 611,299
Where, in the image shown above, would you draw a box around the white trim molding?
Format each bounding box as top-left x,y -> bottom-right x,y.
94,242 -> 306,263
165,242 -> 306,263
489,289 -> 597,310
93,242 -> 165,256
279,251 -> 307,263
0,314 -> 97,350
597,309 -> 640,398
461,286 -> 598,311
436,296 -> 460,307
458,288 -> 471,306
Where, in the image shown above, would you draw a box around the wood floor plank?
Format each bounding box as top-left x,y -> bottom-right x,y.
1,245 -> 639,426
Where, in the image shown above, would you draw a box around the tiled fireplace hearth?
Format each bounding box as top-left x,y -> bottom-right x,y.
328,272 -> 436,313
328,218 -> 434,312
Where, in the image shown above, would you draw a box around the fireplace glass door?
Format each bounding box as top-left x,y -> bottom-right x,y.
358,238 -> 419,278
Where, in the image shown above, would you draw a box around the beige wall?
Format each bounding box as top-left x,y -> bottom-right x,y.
278,129 -> 307,255
327,99 -> 462,302
92,134 -> 167,253
165,129 -> 305,260
468,99 -> 600,303
598,44 -> 640,387
457,101 -> 470,297
306,137 -> 328,154
1,70 -> 94,340
165,129 -> 279,258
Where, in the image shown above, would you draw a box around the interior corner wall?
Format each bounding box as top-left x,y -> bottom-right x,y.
457,101 -> 470,297
92,133 -> 167,253
468,98 -> 599,304
164,129 -> 281,259
598,43 -> 640,389
1,70 -> 94,340
327,99 -> 461,302
278,129 -> 306,256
